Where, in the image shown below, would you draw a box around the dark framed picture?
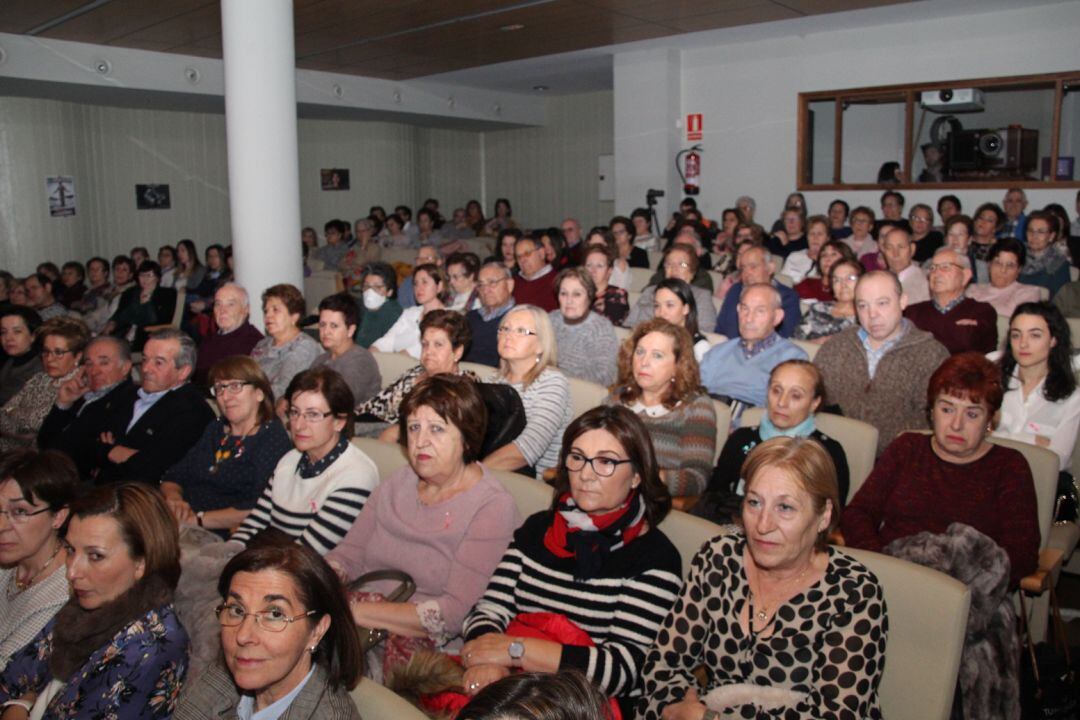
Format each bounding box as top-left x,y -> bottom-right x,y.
136,184 -> 171,210
321,168 -> 350,191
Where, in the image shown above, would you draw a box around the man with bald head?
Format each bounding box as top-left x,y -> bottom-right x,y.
904,248 -> 997,355
195,283 -> 264,385
700,283 -> 807,407
714,245 -> 802,338
815,270 -> 949,455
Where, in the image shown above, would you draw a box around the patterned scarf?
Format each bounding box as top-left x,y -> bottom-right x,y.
543,491 -> 646,580
296,435 -> 349,479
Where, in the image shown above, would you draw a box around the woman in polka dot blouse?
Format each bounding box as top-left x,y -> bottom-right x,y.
639,437 -> 887,720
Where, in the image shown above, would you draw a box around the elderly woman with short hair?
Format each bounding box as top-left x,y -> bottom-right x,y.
550,267 -> 619,387
250,283 -> 321,401
965,237 -> 1043,316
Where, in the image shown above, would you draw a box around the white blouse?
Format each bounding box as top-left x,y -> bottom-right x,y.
994,357 -> 1080,471
372,305 -> 425,358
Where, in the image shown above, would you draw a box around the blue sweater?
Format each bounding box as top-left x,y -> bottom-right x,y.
699,336 -> 807,406
714,281 -> 803,338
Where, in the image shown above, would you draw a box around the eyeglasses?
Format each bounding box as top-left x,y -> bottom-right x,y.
497,326 -> 538,337
476,279 -> 507,289
1028,228 -> 1052,236
286,408 -> 335,423
833,274 -> 860,284
0,506 -> 51,524
565,451 -> 633,477
928,262 -> 963,273
215,603 -> 317,632
663,262 -> 690,270
362,283 -> 386,292
40,348 -> 74,359
211,381 -> 251,397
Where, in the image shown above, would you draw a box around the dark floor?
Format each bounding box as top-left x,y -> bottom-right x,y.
1055,571 -> 1080,645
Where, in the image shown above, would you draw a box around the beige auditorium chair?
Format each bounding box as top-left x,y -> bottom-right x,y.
457,362 -> 608,422
380,247 -> 414,267
370,350 -> 418,391
629,266 -> 653,293
791,338 -> 819,361
740,409 -> 878,504
711,400 -> 732,465
839,547 -> 971,720
350,677 -> 428,720
303,271 -> 343,315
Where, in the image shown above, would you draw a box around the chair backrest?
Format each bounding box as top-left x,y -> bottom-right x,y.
987,435 -> 1058,549
461,238 -> 490,257
791,338 -> 819,360
171,287 -> 186,328
566,375 -> 610,421
837,546 -> 970,720
614,325 -> 632,343
646,250 -> 663,269
712,400 -> 732,464
350,678 -> 429,720
1068,317 -> 1080,346
307,257 -> 325,272
739,410 -> 879,504
303,271 -> 342,315
629,266 -> 653,293
702,331 -> 726,347
775,273 -> 795,288
370,350 -> 418,390
657,512 -> 727,578
627,291 -> 641,310
380,248 -> 415,267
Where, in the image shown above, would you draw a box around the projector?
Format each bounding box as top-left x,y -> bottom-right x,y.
920,89 -> 985,113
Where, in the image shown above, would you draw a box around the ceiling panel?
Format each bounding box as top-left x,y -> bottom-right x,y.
0,0 -> 916,81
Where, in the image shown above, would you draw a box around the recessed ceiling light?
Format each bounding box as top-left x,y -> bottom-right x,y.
500,23 -> 525,31
532,85 -> 549,92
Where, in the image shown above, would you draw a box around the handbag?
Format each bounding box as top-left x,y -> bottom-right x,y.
346,569 -> 416,652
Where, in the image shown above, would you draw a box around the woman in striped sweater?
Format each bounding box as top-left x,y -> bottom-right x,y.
231,367 -> 379,556
461,406 -> 683,716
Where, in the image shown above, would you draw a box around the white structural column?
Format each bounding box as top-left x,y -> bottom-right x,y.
613,48 -> 682,221
221,0 -> 302,328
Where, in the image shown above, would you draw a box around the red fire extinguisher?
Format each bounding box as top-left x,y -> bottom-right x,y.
676,145 -> 703,196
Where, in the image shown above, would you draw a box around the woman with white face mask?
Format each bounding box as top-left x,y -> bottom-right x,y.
355,262 -> 403,348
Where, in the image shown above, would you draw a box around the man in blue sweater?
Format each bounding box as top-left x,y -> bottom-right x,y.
700,283 -> 807,407
463,262 -> 516,367
715,245 -> 802,337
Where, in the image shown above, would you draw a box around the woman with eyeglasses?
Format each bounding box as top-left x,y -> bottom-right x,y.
793,259 -> 863,343
461,406 -> 681,717
1019,210 -> 1071,298
174,544 -> 363,720
0,307 -> 43,407
0,450 -> 80,672
0,317 -> 89,452
964,238 -> 1042,317
907,203 -> 944,263
230,367 -> 379,556
160,357 -> 291,538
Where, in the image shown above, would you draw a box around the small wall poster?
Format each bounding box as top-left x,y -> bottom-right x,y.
321,168 -> 350,190
136,184 -> 171,210
46,176 -> 76,217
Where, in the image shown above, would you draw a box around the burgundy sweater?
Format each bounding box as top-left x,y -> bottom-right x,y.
841,433 -> 1039,585
512,270 -> 558,312
903,297 -> 998,355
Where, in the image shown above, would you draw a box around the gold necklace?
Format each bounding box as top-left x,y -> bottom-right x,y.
13,543 -> 63,593
750,561 -> 813,624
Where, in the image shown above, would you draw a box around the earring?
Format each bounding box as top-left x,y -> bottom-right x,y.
309,645 -> 317,654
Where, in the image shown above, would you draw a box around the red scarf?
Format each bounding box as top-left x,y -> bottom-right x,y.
543,491 -> 646,579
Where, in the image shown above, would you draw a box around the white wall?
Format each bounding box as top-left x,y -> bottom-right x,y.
655,1 -> 1080,224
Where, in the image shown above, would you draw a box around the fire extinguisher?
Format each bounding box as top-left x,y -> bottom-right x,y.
676,145 -> 703,196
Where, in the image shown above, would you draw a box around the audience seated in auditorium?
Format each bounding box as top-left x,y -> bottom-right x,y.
193,283 -> 263,385
701,284 -> 807,407
92,329 -> 215,485
908,202 -> 944,262
815,270 -> 949,455
550,267 -> 619,387
1020,210 -> 1072,298
161,356 -> 291,538
606,319 -> 716,497
482,305 -> 572,476
38,335 -> 134,479
965,237 -> 1043,317
176,543 -> 362,720
779,214 -> 828,283
0,306 -> 42,406
360,309 -> 480,439
993,302 -> 1080,475
583,244 -> 629,326
328,375 -> 519,676
355,262 -> 404,348
464,262 -> 516,367
880,227 -> 929,304
0,483 -> 189,718
511,234 -> 558,312
463,406 -> 682,718
640,437 -> 885,720
250,283 -> 321,401
446,251 -> 481,312
231,367 -> 378,555
374,263 -> 447,356
0,450 -> 80,672
312,292 -> 380,408
905,248 -> 997,355
714,246 -> 801,338
628,244 -> 717,330
0,317 -> 89,452
794,259 -> 862,344
22,273 -> 65,321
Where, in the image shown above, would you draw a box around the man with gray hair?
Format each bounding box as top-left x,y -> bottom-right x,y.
904,247 -> 997,354
93,328 -> 215,485
714,245 -> 802,338
736,196 -> 756,224
464,261 -> 515,367
700,283 -> 807,407
194,283 -> 264,385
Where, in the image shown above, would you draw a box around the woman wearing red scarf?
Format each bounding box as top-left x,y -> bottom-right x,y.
461,406 -> 683,716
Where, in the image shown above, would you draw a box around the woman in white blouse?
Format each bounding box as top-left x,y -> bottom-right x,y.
994,302 -> 1080,472
373,264 -> 448,358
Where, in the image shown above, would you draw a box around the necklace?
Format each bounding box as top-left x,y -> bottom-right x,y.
749,561 -> 813,625
209,424 -> 256,474
13,543 -> 63,593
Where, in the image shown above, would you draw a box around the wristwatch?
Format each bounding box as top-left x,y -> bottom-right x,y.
507,639 -> 526,667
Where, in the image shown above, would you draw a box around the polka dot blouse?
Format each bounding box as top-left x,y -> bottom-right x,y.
638,534 -> 887,720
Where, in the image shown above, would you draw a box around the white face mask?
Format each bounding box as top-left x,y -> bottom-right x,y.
363,288 -> 387,311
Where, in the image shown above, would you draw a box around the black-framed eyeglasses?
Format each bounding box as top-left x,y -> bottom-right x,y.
565,451 -> 633,477
211,381 -> 251,397
0,506 -> 51,524
215,603 -> 317,632
287,408 -> 335,423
